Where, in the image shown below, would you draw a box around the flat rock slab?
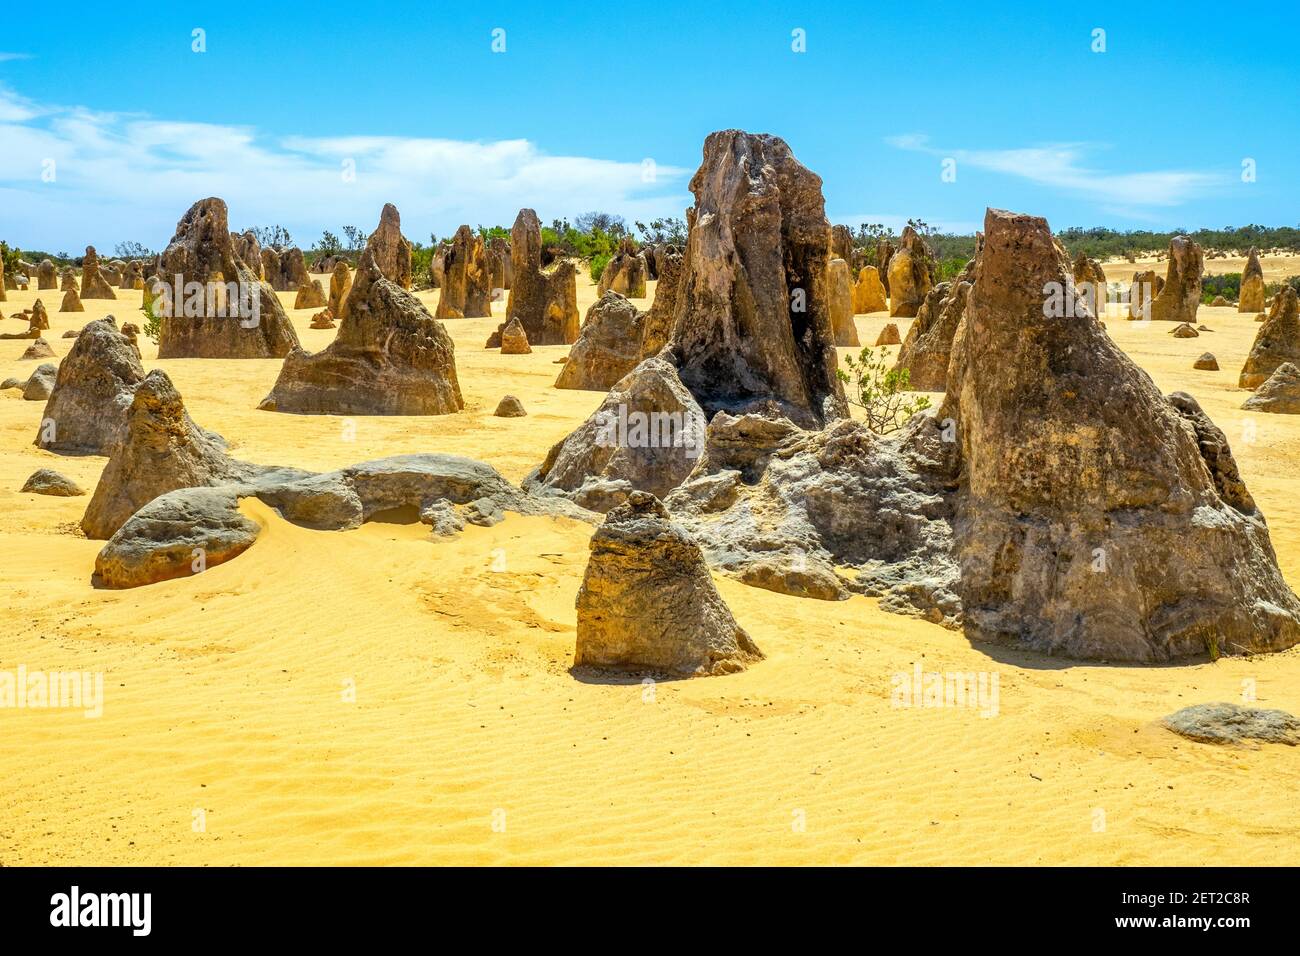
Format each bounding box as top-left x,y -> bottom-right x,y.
1163,702 -> 1300,746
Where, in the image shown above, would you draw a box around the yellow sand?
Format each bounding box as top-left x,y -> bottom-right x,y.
2,268 -> 1300,866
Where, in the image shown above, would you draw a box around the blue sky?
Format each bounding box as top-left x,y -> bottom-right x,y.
1,0 -> 1296,252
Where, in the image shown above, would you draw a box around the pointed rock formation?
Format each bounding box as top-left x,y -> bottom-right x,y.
35,317 -> 146,454
79,247 -> 118,299
21,338 -> 54,360
875,323 -> 901,346
597,239 -> 648,298
1171,322 -> 1199,337
574,491 -> 762,677
154,198 -> 300,358
946,208 -> 1300,660
828,258 -> 859,346
667,129 -> 846,427
233,232 -> 263,279
638,246 -> 682,359
30,299 -> 49,331
555,291 -> 645,390
895,280 -> 970,391
435,225 -> 491,319
1239,287 -> 1300,389
258,248 -> 463,416
498,316 -> 531,354
1127,269 -> 1162,319
59,287 -> 84,312
886,226 -> 935,317
81,369 -> 249,539
1243,362 -> 1300,414
1239,248 -> 1266,313
528,357 -> 706,511
36,259 -> 58,291
1150,236 -> 1203,323
361,203 -> 412,290
1194,352 -> 1219,370
120,261 -> 143,290
1072,252 -> 1109,315
852,265 -> 888,314
327,260 -> 352,317
60,269 -> 78,292
293,278 -> 327,310
505,208 -> 580,345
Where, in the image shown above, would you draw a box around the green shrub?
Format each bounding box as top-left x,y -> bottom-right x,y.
589,253 -> 611,283
837,346 -> 931,434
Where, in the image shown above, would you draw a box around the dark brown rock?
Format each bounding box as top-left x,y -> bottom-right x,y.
666,129 -> 846,427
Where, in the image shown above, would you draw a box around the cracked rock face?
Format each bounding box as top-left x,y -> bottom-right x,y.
944,208 -> 1300,661
574,491 -> 762,677
667,129 -> 847,428
894,279 -> 970,392
435,224 -> 491,319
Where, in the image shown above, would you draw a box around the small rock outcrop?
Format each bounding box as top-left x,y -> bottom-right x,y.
79,247 -> 118,299
1242,362 -> 1300,414
1171,322 -> 1199,338
59,287 -> 84,312
528,357 -> 706,511
293,278 -> 327,310
574,492 -> 762,677
1163,703 -> 1300,746
875,323 -> 901,346
494,395 -> 527,417
1193,352 -> 1219,371
555,291 -> 644,390
597,239 -> 648,298
21,469 -> 85,497
498,316 -> 531,354
21,338 -> 54,360
81,369 -> 249,539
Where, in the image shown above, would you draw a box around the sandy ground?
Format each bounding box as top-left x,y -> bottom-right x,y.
2,267 -> 1300,866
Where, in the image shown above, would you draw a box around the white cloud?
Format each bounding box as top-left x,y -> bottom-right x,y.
887,134 -> 1226,208
0,83 -> 692,250
0,53 -> 34,63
